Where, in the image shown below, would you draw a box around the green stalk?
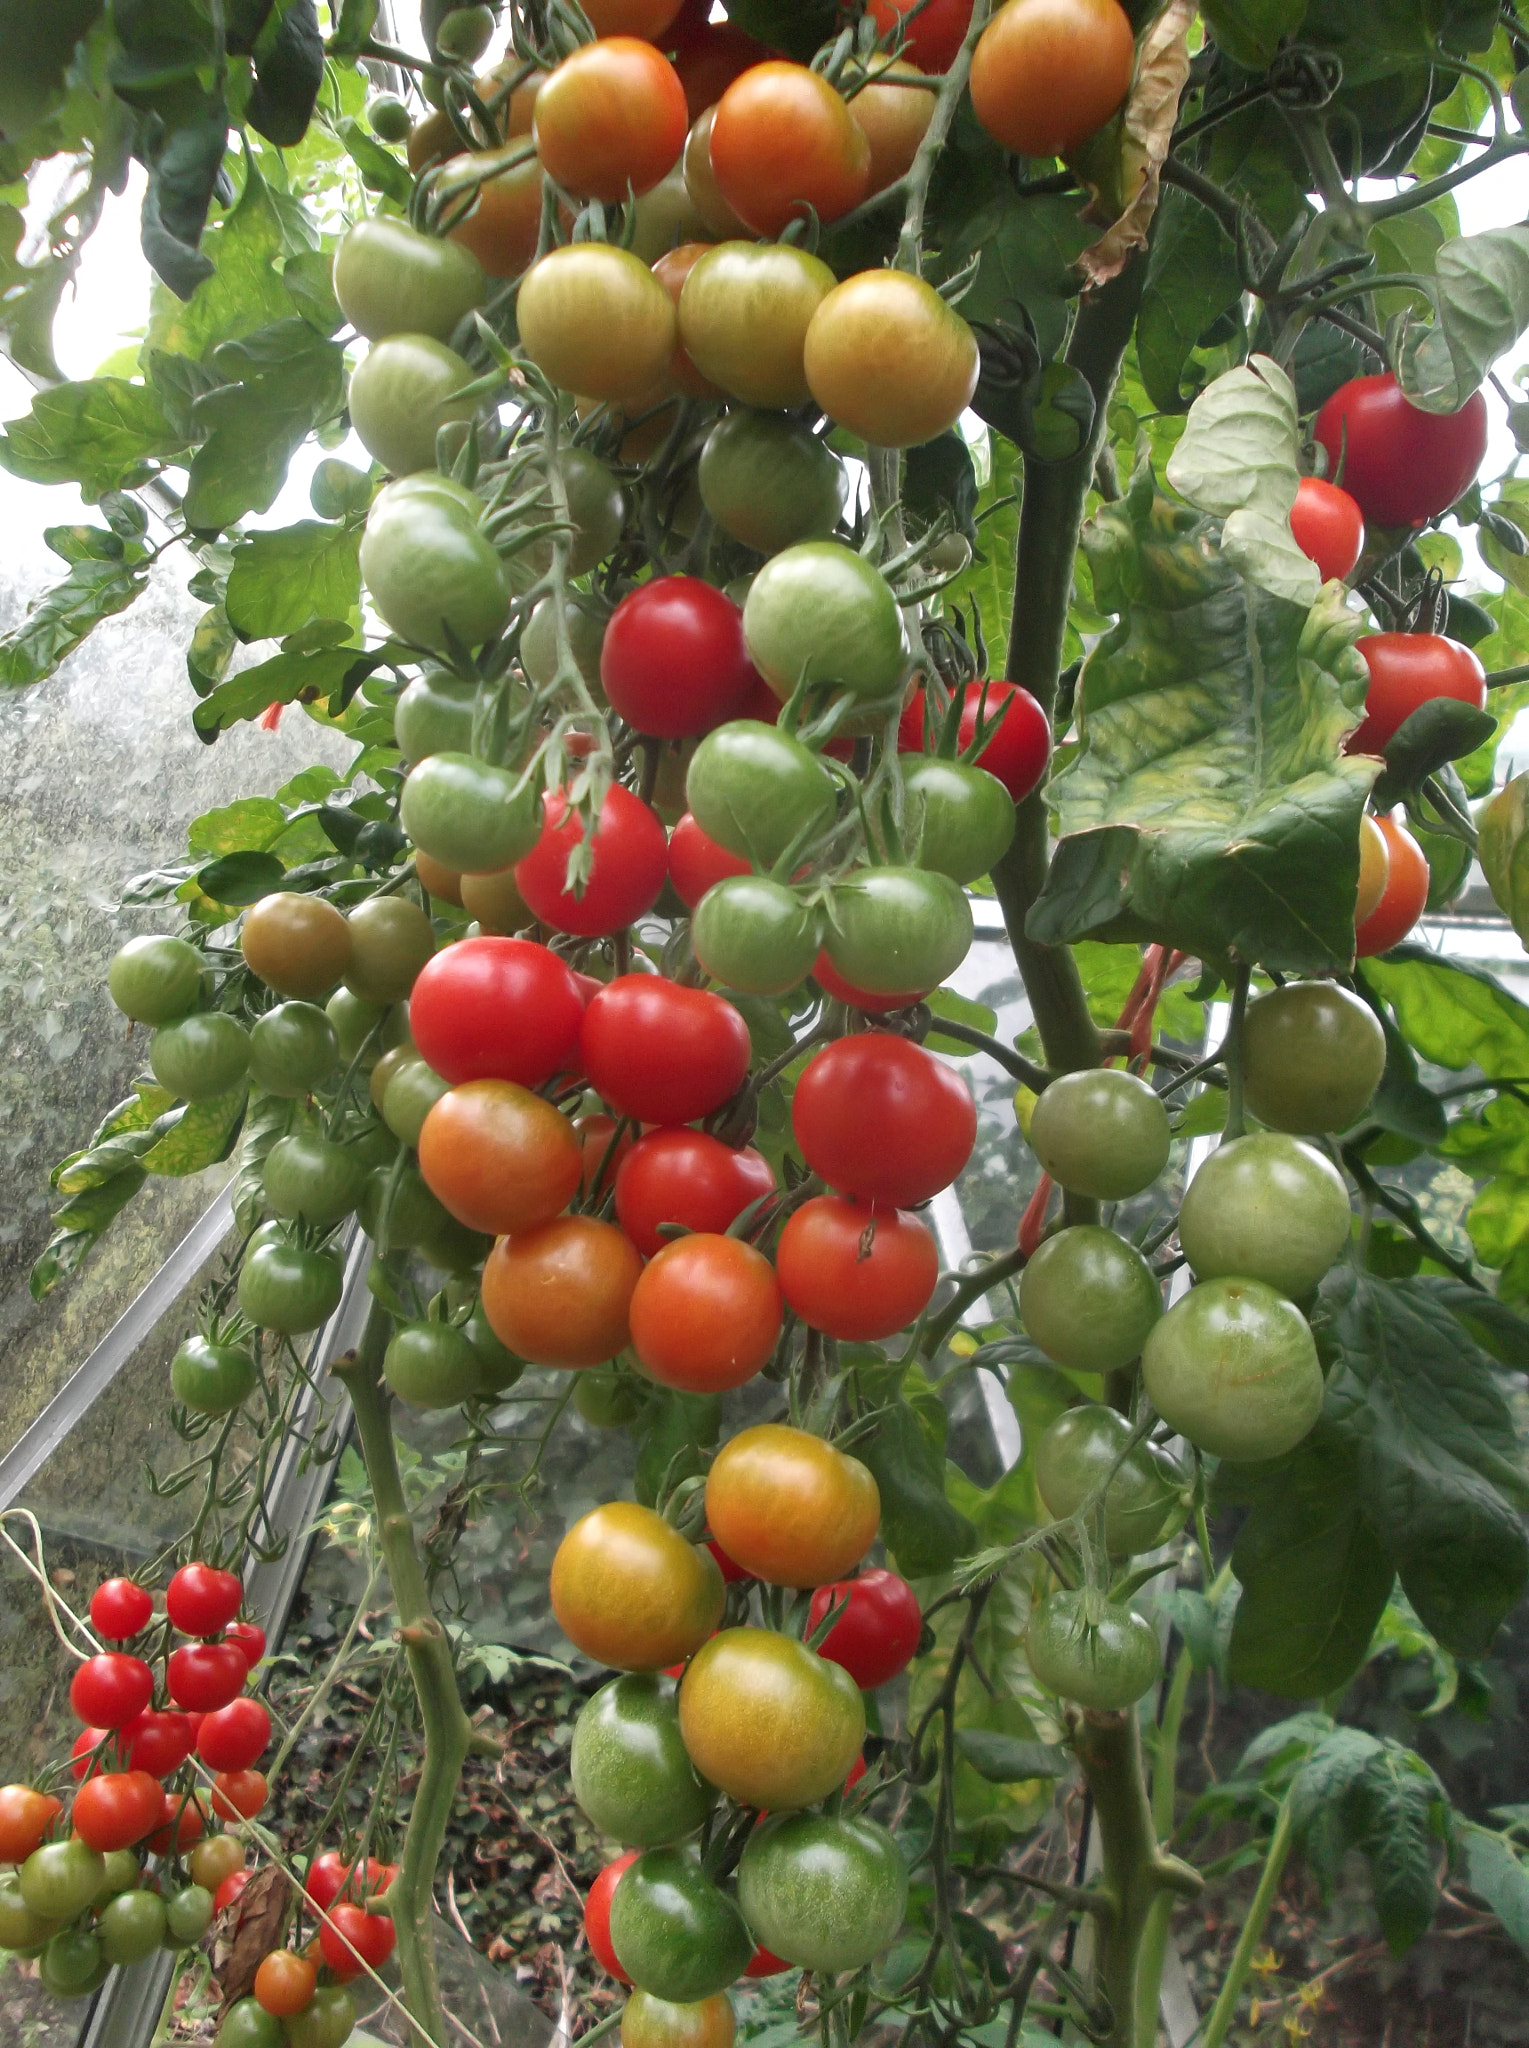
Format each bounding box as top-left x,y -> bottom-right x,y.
1197,1788 -> 1296,2048
1132,1650 -> 1196,2042
332,1297 -> 475,2045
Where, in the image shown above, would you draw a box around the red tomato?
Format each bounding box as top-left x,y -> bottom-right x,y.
0,1785 -> 62,1863
225,1622 -> 267,1671
793,1033 -> 976,1207
211,1769 -> 268,1821
481,1217 -> 644,1368
602,579 -> 760,739
198,1698 -> 271,1773
120,1711 -> 196,1778
812,950 -> 928,1013
746,1944 -> 792,1977
1356,814 -> 1430,957
304,1852 -> 395,1913
899,680 -> 1051,803
215,1868 -> 252,1914
709,62 -> 870,236
615,1128 -> 775,1255
866,0 -> 974,71
534,37 -> 689,202
319,1900 -> 398,1979
148,1791 -> 208,1855
166,1563 -> 243,1637
1314,374 -> 1488,528
629,1233 -> 783,1391
71,1770 -> 165,1852
71,1728 -> 110,1780
672,15 -> 773,119
1289,476 -> 1365,582
776,1196 -> 939,1340
807,1568 -> 923,1688
576,1112 -> 637,1196
581,976 -> 751,1125
89,1578 -> 154,1640
70,1653 -> 154,1730
669,813 -> 752,910
584,1850 -> 639,1980
167,1642 -> 249,1713
409,936 -> 586,1088
707,1538 -> 751,1584
1345,632 -> 1487,757
515,786 -> 669,936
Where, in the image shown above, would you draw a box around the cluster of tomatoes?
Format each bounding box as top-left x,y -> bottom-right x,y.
216,1850 -> 401,2048
549,1424 -> 925,2041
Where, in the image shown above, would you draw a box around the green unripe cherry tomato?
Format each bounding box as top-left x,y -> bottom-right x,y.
150,1012 -> 251,1102
350,337 -> 480,479
1026,1590 -> 1161,1711
249,1002 -> 340,1098
361,474 -> 509,647
40,1925 -> 106,1998
400,752 -> 541,876
691,876 -> 819,995
743,542 -> 906,706
1028,1068 -> 1170,1201
436,2 -> 495,59
464,1306 -> 524,1394
0,1877 -> 58,1951
570,1675 -> 710,1846
171,1333 -> 258,1414
1034,1406 -> 1187,1557
366,93 -> 412,143
903,758 -> 1015,884
824,866 -> 973,995
520,596 -> 606,695
1178,1133 -> 1352,1298
343,896 -> 435,1005
527,448 -> 625,576
697,411 -> 847,555
1242,980 -> 1387,1135
384,1322 -> 484,1408
685,720 -> 838,868
217,1998 -> 286,2048
21,1840 -> 105,1922
109,933 -> 203,1024
164,1883 -> 214,1945
609,1848 -> 754,2002
309,458 -> 373,520
737,1813 -> 908,1974
263,1132 -> 368,1226
573,1367 -> 649,1426
382,1054 -> 450,1147
326,988 -> 407,1066
282,1984 -> 356,2048
358,1158 -> 455,1249
97,1848 -> 142,1899
333,217 -> 485,344
99,1886 -> 168,1966
395,670 -> 480,761
237,1242 -> 344,1335
1142,1278 -> 1323,1462
1019,1225 -> 1161,1374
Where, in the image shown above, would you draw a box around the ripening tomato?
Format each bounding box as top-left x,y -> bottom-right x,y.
615,1129 -> 774,1256
581,977 -> 751,1126
410,936 -> 586,1088
72,1772 -> 165,1853
167,1563 -> 243,1638
71,1654 -> 154,1731
210,1770 -> 268,1822
668,814 -> 751,909
679,1629 -> 865,1809
683,105 -> 752,238
849,57 -> 936,188
319,1900 -> 397,1980
417,1080 -> 582,1236
601,580 -> 759,738
1355,814 -> 1430,956
241,893 -> 352,1003
534,38 -> 689,202
776,1196 -> 939,1341
1345,632 -> 1487,757
0,1786 -> 62,1864
970,0 -> 1136,158
90,1579 -> 154,1641
807,1568 -> 923,1689
705,1423 -> 880,1587
899,679 -> 1052,803
672,13 -> 771,119
1290,476 -> 1364,582
254,1949 -> 318,2019
678,240 -> 837,409
147,1791 -> 208,1855
445,153 -> 544,281
585,1851 -> 639,1982
805,271 -> 979,449
866,0 -> 974,71
517,244 -> 679,407
709,63 -> 870,236
167,1642 -> 248,1714
481,1217 -> 643,1367
793,1034 -> 975,1207
650,243 -> 723,399
552,1502 -> 725,1670
812,951 -> 927,1013
214,1869 -> 252,1915
515,786 -> 669,936
1314,373 -> 1489,528
198,1699 -> 271,1773
190,1832 -> 246,1892
629,1234 -> 783,1391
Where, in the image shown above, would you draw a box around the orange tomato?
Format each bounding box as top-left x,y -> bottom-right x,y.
804,269 -> 979,448
651,241 -> 721,398
551,1502 -> 725,1669
446,151 -> 545,281
211,1770 -> 268,1822
459,865 -> 533,934
970,0 -> 1136,159
1355,814 -> 1430,956
418,1079 -> 583,1237
709,62 -> 870,236
847,58 -> 936,191
534,37 -> 689,202
628,1234 -> 782,1393
678,1628 -> 865,1808
705,1423 -> 880,1587
254,1949 -> 318,2019
0,1785 -> 62,1863
414,850 -> 464,906
481,1217 -> 643,1367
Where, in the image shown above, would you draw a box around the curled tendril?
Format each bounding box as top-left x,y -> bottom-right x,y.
1268,45 -> 1344,112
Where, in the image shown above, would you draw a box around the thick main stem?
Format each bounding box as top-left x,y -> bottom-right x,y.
333,1298 -> 475,2046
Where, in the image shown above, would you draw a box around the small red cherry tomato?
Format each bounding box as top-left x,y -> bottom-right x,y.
807,1567 -> 924,1688
89,1578 -> 154,1640
1289,475 -> 1364,583
166,1564 -> 243,1637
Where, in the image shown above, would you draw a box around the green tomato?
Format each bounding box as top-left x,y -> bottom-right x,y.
570,1675 -> 710,1847
237,1242 -> 345,1335
609,1848 -> 754,2002
382,1054 -> 450,1146
903,758 -> 1015,884
326,988 -> 408,1067
737,1814 -> 907,1974
94,1849 -> 142,1903
333,217 -> 485,344
436,2 -> 496,59
366,92 -> 412,141
1241,981 -> 1387,1135
263,1132 -> 368,1226
99,1886 -> 168,1966
108,933 -> 203,1024
217,1999 -> 286,2048
823,867 -> 973,995
691,876 -> 819,995
39,1925 -> 107,1998
743,542 -> 906,706
1026,1590 -> 1161,1711
384,1322 -> 484,1408
1034,1406 -> 1188,1558
697,411 -> 847,555
526,448 -> 625,576
572,1367 -> 649,1426
1019,1225 -> 1161,1375
20,1840 -> 105,1923
309,458 -> 373,520
164,1883 -> 214,1945
249,1002 -> 340,1098
282,1985 -> 356,2048
400,752 -> 541,876
520,595 -> 607,696
0,1878 -> 58,1952
464,1305 -> 524,1394
685,720 -> 838,868
344,897 -> 435,1005
150,1012 -> 250,1102
1142,1278 -> 1323,1462
358,1158 -> 457,1248
171,1333 -> 258,1415
1028,1069 -> 1170,1201
350,337 -> 480,479
1178,1133 -> 1351,1299
395,670 -> 480,761
361,474 -> 509,648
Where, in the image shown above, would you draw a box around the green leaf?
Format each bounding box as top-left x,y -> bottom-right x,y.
954,1732 -> 1070,1782
194,850 -> 288,904
245,0 -> 323,148
1461,1824 -> 1529,1955
1363,947 -> 1529,1077
1030,458 -> 1376,973
1349,1745 -> 1447,1953
190,642 -> 369,738
282,246 -> 344,334
0,556 -> 150,686
857,1398 -> 978,1580
634,1389 -> 721,1506
182,318 -> 345,532
331,114 -> 413,203
1199,0 -> 1307,66
225,520 -> 362,641
1318,1267 -> 1529,1655
719,0 -> 836,62
140,1083 -> 248,1175
1136,190 -> 1243,414
1165,356 -> 1320,605
1219,1430 -> 1395,1698
1478,772 -> 1529,945
145,158 -> 296,360
1370,696 -> 1497,807
938,432 -> 1020,661
923,986 -> 999,1057
1398,226 -> 1529,414
189,796 -> 291,857
234,1090 -> 301,1233
0,378 -> 186,497
29,1168 -> 149,1299
139,112 -> 228,299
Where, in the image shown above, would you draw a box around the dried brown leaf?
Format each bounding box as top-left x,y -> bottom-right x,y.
216,1865 -> 290,2011
1076,0 -> 1196,289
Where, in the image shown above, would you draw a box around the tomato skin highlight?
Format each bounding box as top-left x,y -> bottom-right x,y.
1355,814 -> 1430,956
1314,373 -> 1488,527
601,579 -> 759,738
516,787 -> 670,936
1346,632 -> 1487,757
1289,476 -> 1365,582
534,38 -> 689,203
970,0 -> 1136,158
629,1234 -> 783,1392
776,1196 -> 939,1343
582,977 -> 751,1126
807,1568 -> 923,1688
793,1033 -> 975,1207
551,1502 -> 725,1671
481,1216 -> 644,1368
